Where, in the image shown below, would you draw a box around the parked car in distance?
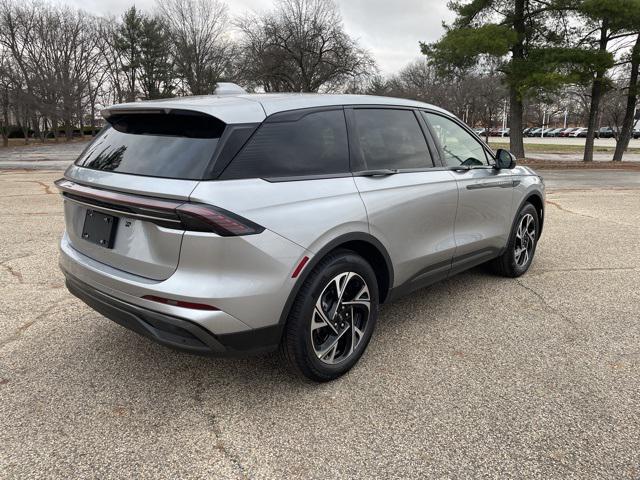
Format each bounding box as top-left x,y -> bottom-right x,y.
474,127 -> 486,136
55,93 -> 545,382
497,128 -> 510,137
559,127 -> 577,137
522,127 -> 533,136
570,127 -> 589,137
527,127 -> 542,137
598,126 -> 615,138
633,129 -> 640,139
546,128 -> 564,137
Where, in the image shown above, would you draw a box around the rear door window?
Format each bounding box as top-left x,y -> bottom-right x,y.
75,111 -> 224,180
221,109 -> 349,179
352,108 -> 434,171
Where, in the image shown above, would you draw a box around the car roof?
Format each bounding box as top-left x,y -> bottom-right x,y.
102,93 -> 452,124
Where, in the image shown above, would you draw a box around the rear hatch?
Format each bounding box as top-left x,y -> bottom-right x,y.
59,110 -> 225,281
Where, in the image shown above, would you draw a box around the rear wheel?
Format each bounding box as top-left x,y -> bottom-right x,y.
491,203 -> 539,277
280,250 -> 379,382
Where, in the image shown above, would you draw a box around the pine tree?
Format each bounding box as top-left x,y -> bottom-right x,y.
114,6 -> 144,102
422,0 -> 609,159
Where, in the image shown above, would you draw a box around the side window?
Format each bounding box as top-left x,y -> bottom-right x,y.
423,112 -> 489,167
221,109 -> 348,179
353,109 -> 434,170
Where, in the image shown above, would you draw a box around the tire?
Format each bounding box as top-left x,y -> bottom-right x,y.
280,250 -> 379,382
491,203 -> 539,278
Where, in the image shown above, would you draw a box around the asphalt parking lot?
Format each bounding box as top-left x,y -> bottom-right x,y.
1,169 -> 639,479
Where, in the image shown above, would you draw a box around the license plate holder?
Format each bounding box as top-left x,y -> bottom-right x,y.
82,209 -> 118,249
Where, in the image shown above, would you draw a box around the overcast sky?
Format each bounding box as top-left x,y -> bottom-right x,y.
62,0 -> 455,75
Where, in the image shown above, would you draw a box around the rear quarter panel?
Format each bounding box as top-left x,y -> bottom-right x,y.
189,177 -> 370,252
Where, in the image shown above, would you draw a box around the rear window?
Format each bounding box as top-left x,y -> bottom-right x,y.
220,109 -> 349,180
75,111 -> 225,180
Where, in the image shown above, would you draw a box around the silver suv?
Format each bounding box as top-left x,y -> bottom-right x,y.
56,94 -> 544,381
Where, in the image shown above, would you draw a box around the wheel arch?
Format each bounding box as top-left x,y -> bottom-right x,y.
278,232 -> 394,327
522,192 -> 544,236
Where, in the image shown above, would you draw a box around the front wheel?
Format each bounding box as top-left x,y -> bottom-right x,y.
280,250 -> 379,382
491,203 -> 539,277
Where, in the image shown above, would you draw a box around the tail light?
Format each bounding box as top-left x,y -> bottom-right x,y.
176,204 -> 264,236
54,179 -> 264,236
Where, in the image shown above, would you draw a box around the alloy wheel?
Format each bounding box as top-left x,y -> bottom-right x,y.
514,213 -> 536,267
310,272 -> 371,365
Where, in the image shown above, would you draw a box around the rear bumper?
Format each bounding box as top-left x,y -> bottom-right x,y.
64,272 -> 282,356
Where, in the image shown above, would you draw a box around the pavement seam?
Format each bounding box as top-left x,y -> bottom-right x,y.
528,266 -> 640,275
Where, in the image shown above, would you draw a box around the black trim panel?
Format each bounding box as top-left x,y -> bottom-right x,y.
449,247 -> 500,277
64,272 -> 280,356
387,258 -> 451,302
466,180 -> 515,190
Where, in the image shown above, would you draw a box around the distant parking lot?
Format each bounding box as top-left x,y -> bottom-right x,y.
1,169 -> 639,478
3,136 -> 640,169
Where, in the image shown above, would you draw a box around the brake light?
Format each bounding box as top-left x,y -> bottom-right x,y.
142,295 -> 219,311
176,203 -> 264,236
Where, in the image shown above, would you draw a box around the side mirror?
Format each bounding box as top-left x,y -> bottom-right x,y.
495,149 -> 516,169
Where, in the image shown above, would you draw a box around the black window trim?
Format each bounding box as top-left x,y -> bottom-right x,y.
345,105 -> 443,176
420,109 -> 497,169
205,122 -> 261,179
217,106 -> 353,182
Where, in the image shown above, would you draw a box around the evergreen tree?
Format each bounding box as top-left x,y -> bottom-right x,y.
139,17 -> 174,99
578,0 -> 640,161
422,0 -> 608,159
114,6 -> 144,101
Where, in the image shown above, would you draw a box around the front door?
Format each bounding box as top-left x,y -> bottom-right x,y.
422,112 -> 514,273
348,107 -> 459,290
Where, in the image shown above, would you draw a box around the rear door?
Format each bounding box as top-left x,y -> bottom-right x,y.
422,111 -> 513,273
61,110 -> 226,280
347,107 -> 459,290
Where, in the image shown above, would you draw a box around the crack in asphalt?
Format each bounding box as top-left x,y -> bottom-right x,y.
192,382 -> 249,479
0,263 -> 24,283
515,279 -> 578,330
0,254 -> 37,284
546,198 -> 636,228
207,413 -> 250,480
545,200 -> 596,219
0,298 -> 75,351
9,179 -> 56,195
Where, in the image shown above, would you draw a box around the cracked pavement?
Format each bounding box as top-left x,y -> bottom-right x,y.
0,170 -> 639,479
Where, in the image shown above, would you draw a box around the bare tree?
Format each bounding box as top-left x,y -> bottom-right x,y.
0,47 -> 13,146
237,0 -> 375,92
157,0 -> 232,95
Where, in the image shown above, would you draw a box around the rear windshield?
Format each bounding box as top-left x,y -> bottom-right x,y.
75,111 -> 225,179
